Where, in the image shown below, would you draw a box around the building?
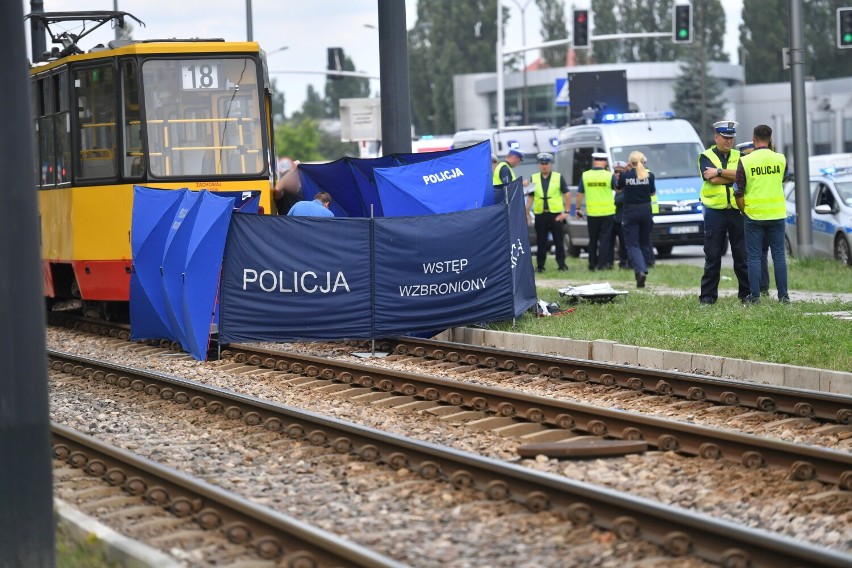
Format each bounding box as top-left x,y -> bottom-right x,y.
453,62 -> 852,156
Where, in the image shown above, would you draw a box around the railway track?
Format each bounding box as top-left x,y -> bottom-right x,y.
218,343 -> 852,490
48,349 -> 852,567
374,337 -> 852,425
52,422 -> 402,567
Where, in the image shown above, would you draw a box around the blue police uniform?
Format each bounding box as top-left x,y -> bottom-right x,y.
698,121 -> 750,304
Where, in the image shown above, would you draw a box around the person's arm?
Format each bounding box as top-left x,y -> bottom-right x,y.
699,154 -> 728,184
575,179 -> 584,218
525,194 -> 534,224
734,161 -> 746,213
273,160 -> 301,200
557,188 -> 570,221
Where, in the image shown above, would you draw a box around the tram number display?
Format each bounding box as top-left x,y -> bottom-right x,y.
181,63 -> 220,90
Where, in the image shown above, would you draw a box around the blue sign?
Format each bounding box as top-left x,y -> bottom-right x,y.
555,78 -> 569,107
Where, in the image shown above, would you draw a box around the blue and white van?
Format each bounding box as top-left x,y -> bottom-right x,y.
452,126 -> 560,182
554,112 -> 706,257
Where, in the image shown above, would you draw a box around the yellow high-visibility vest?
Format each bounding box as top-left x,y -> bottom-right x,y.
530,172 -> 564,214
699,147 -> 740,209
741,149 -> 787,220
493,161 -> 516,185
581,169 -> 615,216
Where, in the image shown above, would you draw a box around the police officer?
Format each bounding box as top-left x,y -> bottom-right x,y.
493,149 -> 524,186
576,152 -> 617,271
735,124 -> 789,303
698,121 -> 750,305
736,141 -> 769,295
527,152 -> 570,272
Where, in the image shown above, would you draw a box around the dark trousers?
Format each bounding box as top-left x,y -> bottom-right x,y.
535,212 -> 565,269
587,215 -> 614,270
622,204 -> 653,276
700,207 -> 749,302
610,220 -> 628,268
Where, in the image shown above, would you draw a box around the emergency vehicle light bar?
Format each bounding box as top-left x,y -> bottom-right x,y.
820,166 -> 852,177
601,111 -> 676,123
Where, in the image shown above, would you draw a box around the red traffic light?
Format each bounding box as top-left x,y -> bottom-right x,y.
573,9 -> 589,49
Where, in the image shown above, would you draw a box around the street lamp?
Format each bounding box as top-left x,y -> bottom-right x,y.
267,46 -> 289,56
507,0 -> 534,125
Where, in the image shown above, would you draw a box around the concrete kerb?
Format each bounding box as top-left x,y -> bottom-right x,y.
445,327 -> 852,394
56,499 -> 181,568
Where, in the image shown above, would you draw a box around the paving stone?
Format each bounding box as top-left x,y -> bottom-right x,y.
637,347 -> 666,369
611,344 -> 638,366
820,369 -> 852,395
782,365 -> 821,391
661,350 -> 693,373
749,362 -> 786,387
591,340 -> 615,363
690,354 -> 723,376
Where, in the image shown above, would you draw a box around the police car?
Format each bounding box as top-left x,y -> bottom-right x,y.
785,166 -> 852,265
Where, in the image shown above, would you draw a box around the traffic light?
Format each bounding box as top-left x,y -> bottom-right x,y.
573,9 -> 589,49
673,3 -> 692,44
839,7 -> 852,49
327,47 -> 344,80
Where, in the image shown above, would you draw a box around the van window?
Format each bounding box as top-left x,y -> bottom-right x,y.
571,147 -> 597,185
610,142 -> 703,179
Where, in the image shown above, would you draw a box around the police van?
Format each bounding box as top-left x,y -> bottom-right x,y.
452,126 -> 559,181
555,111 -> 706,257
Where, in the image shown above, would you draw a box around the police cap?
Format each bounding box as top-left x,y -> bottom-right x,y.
591,152 -> 609,161
713,120 -> 738,138
537,152 -> 554,163
507,149 -> 524,161
735,141 -> 754,152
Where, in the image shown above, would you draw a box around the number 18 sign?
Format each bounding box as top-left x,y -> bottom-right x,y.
181,62 -> 220,90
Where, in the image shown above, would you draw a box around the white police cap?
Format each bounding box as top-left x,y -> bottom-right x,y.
591,152 -> 609,160
735,142 -> 754,151
713,121 -> 738,138
537,152 -> 554,163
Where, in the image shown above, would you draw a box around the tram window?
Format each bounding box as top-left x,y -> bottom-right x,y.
74,64 -> 117,180
36,76 -> 56,186
120,60 -> 143,178
54,72 -> 71,184
142,57 -> 263,177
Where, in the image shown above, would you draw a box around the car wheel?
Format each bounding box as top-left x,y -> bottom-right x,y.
655,245 -> 673,258
564,233 -> 582,258
835,234 -> 852,266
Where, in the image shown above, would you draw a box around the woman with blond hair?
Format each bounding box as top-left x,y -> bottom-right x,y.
617,150 -> 656,287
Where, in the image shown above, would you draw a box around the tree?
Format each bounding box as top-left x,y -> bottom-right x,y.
324,54 -> 371,119
295,85 -> 327,121
408,0 -> 502,134
740,0 -> 852,84
590,0 -> 726,63
590,0 -> 621,63
270,78 -> 286,123
536,0 -> 568,67
672,48 -> 726,143
274,117 -> 323,162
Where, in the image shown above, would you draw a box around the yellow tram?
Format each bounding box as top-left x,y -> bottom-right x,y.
29,11 -> 277,316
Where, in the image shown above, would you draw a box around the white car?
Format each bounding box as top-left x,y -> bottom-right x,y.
785,168 -> 852,265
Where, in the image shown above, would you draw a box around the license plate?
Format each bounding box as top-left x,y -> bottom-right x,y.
669,225 -> 700,234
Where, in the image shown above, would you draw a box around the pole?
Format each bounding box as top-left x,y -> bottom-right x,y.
789,0 -> 813,256
496,0 -> 505,129
114,0 -> 120,40
521,3 -> 528,124
246,0 -> 253,41
29,0 -> 46,61
0,1 -> 54,565
377,0 -> 412,154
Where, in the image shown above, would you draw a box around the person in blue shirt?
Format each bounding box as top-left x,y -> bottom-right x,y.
287,191 -> 334,217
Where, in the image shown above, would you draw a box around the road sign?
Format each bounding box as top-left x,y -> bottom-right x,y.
555,78 -> 569,107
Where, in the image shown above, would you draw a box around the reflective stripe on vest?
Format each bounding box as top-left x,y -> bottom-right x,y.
582,169 -> 615,216
699,148 -> 740,209
530,172 -> 564,214
741,150 -> 787,220
650,193 -> 659,214
493,162 -> 516,185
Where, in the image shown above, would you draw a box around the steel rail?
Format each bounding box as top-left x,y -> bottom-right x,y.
48,349 -> 852,567
51,423 -> 404,567
377,336 -> 852,424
